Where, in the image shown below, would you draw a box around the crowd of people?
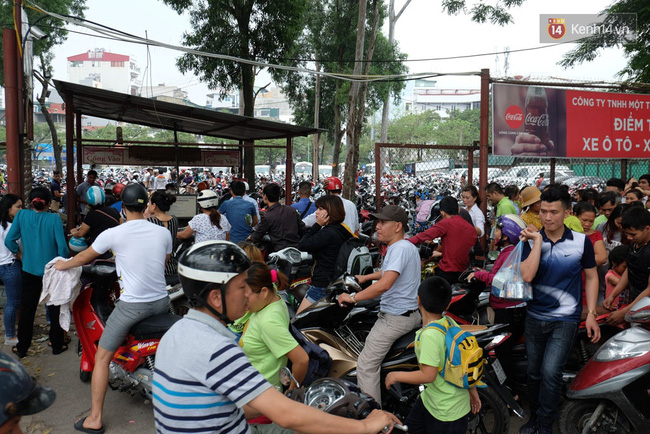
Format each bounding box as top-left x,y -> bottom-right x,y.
1,166 -> 650,434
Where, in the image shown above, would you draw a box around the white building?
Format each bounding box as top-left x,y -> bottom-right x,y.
206,86 -> 293,122
67,48 -> 141,95
206,89 -> 239,112
141,83 -> 191,105
401,79 -> 481,119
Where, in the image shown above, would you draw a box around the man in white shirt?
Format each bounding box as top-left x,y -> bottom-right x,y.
303,177 -> 359,234
55,183 -> 172,433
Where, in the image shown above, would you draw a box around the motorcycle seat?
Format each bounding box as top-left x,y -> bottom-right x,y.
130,313 -> 181,340
81,262 -> 117,283
356,297 -> 380,310
387,328 -> 417,356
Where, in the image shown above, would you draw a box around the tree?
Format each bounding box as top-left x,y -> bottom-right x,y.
387,110 -> 441,144
160,0 -> 308,182
1,0 -> 86,176
560,0 -> 648,85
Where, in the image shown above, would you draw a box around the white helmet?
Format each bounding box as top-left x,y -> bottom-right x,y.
197,189 -> 219,208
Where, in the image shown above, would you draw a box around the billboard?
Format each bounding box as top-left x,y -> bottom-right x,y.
82,146 -> 240,167
492,83 -> 650,159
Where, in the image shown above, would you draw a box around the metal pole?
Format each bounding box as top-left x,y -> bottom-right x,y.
76,111 -> 83,185
174,128 -> 180,191
467,146 -> 474,186
286,137 -> 293,205
375,142 -> 381,211
479,69 -> 490,217
65,95 -> 76,233
621,159 -> 628,180
3,29 -> 21,196
550,158 -> 556,184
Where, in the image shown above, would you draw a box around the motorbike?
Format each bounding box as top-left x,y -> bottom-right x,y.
267,247 -> 314,314
291,275 -> 523,433
72,260 -> 181,400
557,297 -> 650,434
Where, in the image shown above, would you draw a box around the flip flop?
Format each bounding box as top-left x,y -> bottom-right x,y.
52,344 -> 69,355
11,346 -> 26,358
74,417 -> 105,434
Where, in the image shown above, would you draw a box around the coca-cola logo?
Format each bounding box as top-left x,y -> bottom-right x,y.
525,113 -> 550,127
505,105 -> 524,129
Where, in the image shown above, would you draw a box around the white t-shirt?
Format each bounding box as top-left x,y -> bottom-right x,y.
380,239 -> 420,315
92,219 -> 172,303
467,205 -> 485,237
189,213 -> 231,243
0,223 -> 16,265
303,195 -> 359,234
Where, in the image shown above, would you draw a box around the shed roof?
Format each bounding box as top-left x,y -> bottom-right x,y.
54,80 -> 322,142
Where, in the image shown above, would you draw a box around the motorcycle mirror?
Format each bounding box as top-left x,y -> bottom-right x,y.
487,250 -> 500,262
279,367 -> 299,388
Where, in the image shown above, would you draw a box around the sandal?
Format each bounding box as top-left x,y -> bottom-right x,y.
47,335 -> 72,347
12,346 -> 26,358
52,344 -> 68,355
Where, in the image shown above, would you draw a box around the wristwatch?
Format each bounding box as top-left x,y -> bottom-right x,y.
587,310 -> 598,318
349,293 -> 358,305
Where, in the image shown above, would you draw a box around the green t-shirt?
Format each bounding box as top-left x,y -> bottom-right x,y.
239,298 -> 298,388
593,214 -> 608,228
415,319 -> 470,422
496,196 -> 517,217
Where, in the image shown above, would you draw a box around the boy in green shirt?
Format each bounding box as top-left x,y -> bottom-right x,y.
385,276 -> 481,434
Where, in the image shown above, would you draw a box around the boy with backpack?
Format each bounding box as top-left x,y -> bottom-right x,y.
385,276 -> 481,434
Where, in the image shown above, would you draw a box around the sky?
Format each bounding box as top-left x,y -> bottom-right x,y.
47,0 -> 628,106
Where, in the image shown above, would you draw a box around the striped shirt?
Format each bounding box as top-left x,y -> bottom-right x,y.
153,309 -> 271,433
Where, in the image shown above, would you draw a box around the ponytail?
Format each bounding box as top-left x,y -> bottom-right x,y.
207,207 -> 222,229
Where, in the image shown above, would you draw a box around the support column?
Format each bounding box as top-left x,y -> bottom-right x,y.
479,69 -> 490,216
76,111 -> 83,185
621,159 -> 628,180
550,158 -> 556,184
3,29 -> 21,196
66,97 -> 76,232
285,137 -> 293,205
375,143 -> 381,211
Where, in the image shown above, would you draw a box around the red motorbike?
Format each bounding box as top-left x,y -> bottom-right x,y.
73,260 -> 180,399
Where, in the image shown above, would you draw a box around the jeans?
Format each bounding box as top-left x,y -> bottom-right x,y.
304,285 -> 329,303
405,397 -> 469,434
16,271 -> 65,354
525,316 -> 578,428
0,261 -> 21,338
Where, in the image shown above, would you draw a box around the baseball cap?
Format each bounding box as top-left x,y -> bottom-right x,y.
370,205 -> 408,228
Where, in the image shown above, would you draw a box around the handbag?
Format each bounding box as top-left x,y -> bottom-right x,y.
491,241 -> 533,301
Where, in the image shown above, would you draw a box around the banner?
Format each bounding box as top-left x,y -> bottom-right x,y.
82,146 -> 240,167
492,83 -> 650,159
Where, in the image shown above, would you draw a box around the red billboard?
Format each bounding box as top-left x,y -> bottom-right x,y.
492,83 -> 650,159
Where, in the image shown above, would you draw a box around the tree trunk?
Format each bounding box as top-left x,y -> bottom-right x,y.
241,63 -> 256,183
343,0 -> 381,199
313,60 -> 321,181
332,91 -> 344,178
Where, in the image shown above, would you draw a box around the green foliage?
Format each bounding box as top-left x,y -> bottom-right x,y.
387,110 -> 441,144
441,0 -> 521,25
560,0 -> 650,86
0,0 -> 87,85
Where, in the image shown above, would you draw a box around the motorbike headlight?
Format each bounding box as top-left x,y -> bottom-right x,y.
593,328 -> 650,362
304,379 -> 346,412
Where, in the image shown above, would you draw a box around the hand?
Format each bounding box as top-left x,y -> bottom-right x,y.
602,296 -> 615,311
355,274 -> 366,284
466,272 -> 475,282
511,133 -> 555,156
362,409 -> 401,434
431,251 -> 442,258
520,228 -> 542,242
338,293 -> 354,307
385,372 -> 398,390
585,315 -> 601,343
606,308 -> 628,326
53,260 -> 67,271
469,388 -> 482,414
315,209 -> 330,226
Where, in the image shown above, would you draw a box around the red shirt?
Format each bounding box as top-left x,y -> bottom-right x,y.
408,215 -> 477,272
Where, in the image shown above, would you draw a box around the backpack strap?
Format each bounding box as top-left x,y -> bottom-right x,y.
300,200 -> 313,219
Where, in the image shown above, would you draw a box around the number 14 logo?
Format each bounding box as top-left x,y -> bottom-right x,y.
547,18 -> 566,40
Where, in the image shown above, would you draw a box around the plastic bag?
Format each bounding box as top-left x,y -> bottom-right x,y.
491,241 -> 533,301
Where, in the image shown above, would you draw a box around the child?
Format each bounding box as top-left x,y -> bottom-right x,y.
385,276 -> 480,434
604,207 -> 650,325
575,202 -> 607,266
604,246 -> 628,311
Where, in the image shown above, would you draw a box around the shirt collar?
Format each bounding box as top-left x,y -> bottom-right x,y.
540,225 -> 573,243
185,309 -> 236,339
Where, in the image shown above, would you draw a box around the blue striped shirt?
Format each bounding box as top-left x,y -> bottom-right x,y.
153,309 -> 271,433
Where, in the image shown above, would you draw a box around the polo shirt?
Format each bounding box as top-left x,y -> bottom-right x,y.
218,196 -> 257,243
496,196 -> 517,217
408,215 -> 477,273
153,309 -> 271,433
291,197 -> 316,218
521,226 -> 596,322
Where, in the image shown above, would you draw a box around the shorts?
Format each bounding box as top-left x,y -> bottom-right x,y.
304,285 -> 330,303
99,296 -> 170,352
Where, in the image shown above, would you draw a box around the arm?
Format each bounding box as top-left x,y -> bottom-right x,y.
385,364 -> 437,389
608,273 -> 650,325
251,214 -> 259,227
4,213 -> 21,254
593,240 -> 607,266
339,271 -> 399,305
408,222 -> 444,245
71,223 -> 90,238
583,267 -> 601,343
249,213 -> 270,243
54,247 -> 101,270
606,273 -> 620,288
296,224 -> 330,252
604,268 -> 628,309
520,229 -> 543,283
356,270 -> 383,283
286,345 -> 309,388
176,225 -> 195,240
245,388 -> 398,434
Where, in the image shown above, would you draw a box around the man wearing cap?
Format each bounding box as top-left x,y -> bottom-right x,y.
408,196 -> 477,285
520,186 -> 543,231
338,205 -> 421,402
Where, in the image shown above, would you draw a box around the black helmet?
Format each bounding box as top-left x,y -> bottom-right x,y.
0,353 -> 56,426
177,241 -> 251,322
121,183 -> 149,206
